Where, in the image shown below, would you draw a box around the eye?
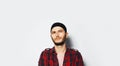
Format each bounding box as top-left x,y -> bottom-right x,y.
58,30 -> 63,32
51,31 -> 56,34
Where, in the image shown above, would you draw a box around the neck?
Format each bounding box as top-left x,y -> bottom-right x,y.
54,43 -> 66,54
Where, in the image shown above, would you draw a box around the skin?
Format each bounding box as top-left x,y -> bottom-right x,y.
51,26 -> 68,45
51,26 -> 68,66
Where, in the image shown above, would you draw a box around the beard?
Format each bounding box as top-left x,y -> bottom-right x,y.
51,35 -> 66,46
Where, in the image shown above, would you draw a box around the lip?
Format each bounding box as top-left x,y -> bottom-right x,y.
55,40 -> 62,43
55,38 -> 62,41
55,39 -> 60,41
55,37 -> 61,40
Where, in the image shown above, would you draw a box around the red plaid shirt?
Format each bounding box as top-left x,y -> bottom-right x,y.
38,47 -> 84,66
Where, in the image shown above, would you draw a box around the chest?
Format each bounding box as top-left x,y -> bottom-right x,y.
48,53 -> 76,66
57,54 -> 65,66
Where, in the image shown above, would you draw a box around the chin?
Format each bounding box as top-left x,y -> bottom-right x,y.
56,41 -> 62,43
55,40 -> 62,42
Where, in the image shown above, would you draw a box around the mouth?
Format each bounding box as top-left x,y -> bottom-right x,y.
54,37 -> 62,42
55,37 -> 61,40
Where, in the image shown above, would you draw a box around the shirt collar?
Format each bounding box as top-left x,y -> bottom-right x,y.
52,47 -> 70,55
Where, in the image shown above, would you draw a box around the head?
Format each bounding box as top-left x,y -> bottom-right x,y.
50,22 -> 68,46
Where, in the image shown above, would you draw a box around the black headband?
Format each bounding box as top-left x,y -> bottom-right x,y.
51,22 -> 67,32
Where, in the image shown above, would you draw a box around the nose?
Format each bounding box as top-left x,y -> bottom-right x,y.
55,32 -> 59,37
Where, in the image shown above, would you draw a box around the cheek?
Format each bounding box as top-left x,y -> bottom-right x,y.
51,35 -> 55,39
59,33 -> 65,38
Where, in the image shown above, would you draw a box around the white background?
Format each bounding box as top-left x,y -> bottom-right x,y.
0,0 -> 120,66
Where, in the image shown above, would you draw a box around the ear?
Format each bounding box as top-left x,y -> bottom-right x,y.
66,32 -> 68,38
50,33 -> 52,37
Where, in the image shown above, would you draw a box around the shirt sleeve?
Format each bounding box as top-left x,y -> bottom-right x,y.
75,51 -> 84,66
38,51 -> 48,66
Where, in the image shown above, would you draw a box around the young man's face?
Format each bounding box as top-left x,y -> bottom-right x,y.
51,26 -> 67,46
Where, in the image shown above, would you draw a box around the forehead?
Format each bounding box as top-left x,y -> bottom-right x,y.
51,26 -> 64,31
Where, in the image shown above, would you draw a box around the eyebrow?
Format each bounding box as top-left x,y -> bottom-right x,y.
52,28 -> 64,32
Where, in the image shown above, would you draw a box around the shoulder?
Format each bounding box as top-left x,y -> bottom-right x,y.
42,48 -> 52,53
40,48 -> 52,55
71,48 -> 79,51
69,48 -> 83,59
68,48 -> 81,55
69,48 -> 79,52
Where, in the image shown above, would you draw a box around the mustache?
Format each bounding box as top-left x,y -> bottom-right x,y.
55,36 -> 61,40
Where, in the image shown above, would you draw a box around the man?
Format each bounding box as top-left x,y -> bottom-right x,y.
38,22 -> 84,66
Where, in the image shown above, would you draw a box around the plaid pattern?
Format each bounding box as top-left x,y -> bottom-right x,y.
38,47 -> 84,66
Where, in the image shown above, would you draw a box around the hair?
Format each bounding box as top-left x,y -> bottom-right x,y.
51,22 -> 67,32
